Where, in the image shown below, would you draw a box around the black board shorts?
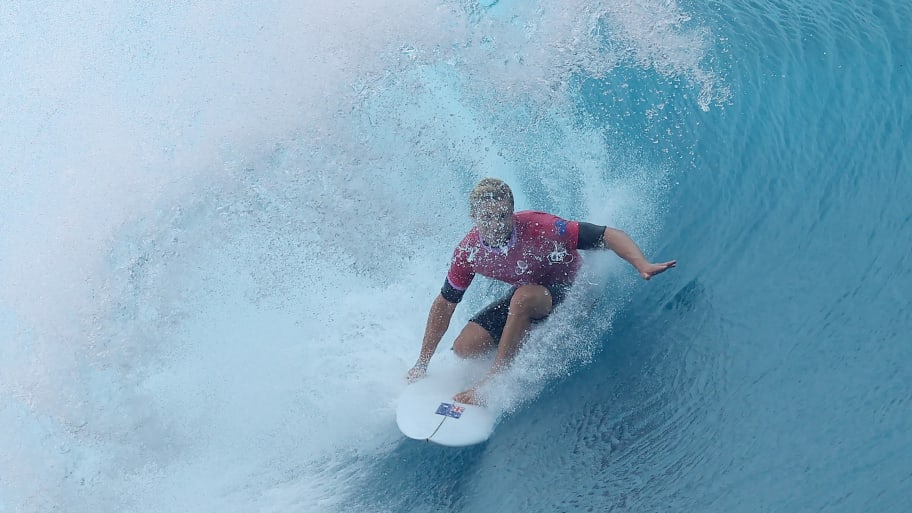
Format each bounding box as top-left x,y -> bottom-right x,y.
469,283 -> 571,344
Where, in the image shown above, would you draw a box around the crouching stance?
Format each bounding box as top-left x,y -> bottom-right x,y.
407,178 -> 676,404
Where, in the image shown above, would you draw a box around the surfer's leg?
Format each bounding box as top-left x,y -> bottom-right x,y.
453,285 -> 568,404
491,284 -> 553,371
453,285 -> 554,405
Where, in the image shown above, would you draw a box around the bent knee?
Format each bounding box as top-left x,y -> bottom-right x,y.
509,285 -> 553,317
452,338 -> 473,358
452,323 -> 495,358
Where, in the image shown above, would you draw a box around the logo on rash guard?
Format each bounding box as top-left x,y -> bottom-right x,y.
548,242 -> 570,263
514,260 -> 529,275
554,219 -> 568,236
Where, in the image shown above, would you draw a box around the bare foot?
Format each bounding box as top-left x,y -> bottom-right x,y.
453,388 -> 483,405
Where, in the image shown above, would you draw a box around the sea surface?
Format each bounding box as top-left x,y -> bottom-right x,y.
1,1 -> 910,512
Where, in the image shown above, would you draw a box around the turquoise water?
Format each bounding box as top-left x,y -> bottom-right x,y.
1,1 -> 910,511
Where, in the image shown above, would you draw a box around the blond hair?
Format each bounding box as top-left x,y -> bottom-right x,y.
469,178 -> 514,214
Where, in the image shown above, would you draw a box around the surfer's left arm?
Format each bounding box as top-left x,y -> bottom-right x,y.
598,227 -> 677,280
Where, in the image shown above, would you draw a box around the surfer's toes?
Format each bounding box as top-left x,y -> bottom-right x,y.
454,389 -> 481,405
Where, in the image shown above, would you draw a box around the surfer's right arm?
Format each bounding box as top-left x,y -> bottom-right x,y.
407,294 -> 458,382
409,241 -> 474,382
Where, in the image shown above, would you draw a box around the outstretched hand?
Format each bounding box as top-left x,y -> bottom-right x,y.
639,260 -> 677,280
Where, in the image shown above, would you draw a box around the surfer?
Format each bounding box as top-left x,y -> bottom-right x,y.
407,178 -> 676,405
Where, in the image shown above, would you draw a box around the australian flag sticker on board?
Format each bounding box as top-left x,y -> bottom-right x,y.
435,402 -> 465,419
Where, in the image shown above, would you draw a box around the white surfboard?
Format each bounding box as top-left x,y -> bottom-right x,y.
396,362 -> 496,447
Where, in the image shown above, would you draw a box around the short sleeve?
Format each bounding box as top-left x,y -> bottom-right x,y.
549,217 -> 581,250
445,242 -> 476,292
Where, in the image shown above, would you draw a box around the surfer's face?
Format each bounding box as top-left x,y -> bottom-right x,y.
471,199 -> 514,246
